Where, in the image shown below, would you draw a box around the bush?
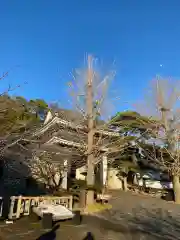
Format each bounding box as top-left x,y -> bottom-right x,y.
69,179 -> 103,203
52,189 -> 71,197
71,179 -> 102,193
71,179 -> 87,192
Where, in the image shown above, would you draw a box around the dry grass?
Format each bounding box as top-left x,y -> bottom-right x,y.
84,203 -> 112,214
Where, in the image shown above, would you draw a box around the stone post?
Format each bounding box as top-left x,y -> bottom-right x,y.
8,196 -> 15,219
102,155 -> 108,187
62,159 -> 68,189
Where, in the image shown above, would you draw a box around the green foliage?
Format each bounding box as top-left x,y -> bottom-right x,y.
110,110 -> 167,174
51,189 -> 71,197
0,95 -> 48,137
109,111 -> 155,175
29,99 -> 48,119
15,96 -> 48,120
113,159 -> 140,174
70,179 -> 102,194
29,99 -> 48,110
110,110 -> 156,137
71,179 -> 87,190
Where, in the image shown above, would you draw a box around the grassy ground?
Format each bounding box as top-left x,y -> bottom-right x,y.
83,202 -> 112,214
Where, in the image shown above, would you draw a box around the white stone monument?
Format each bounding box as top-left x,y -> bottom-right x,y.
62,159 -> 68,189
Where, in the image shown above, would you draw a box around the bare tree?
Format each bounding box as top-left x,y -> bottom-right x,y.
0,72 -> 42,166
136,76 -> 180,203
27,151 -> 64,194
67,55 -> 131,205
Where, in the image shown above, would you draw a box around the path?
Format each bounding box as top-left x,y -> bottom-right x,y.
95,190 -> 180,239
1,190 -> 180,239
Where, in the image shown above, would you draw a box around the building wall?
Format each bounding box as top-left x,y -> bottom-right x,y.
76,166 -> 86,181
107,168 -> 123,189
75,165 -> 123,190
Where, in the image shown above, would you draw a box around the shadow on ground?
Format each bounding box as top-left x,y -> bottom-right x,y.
82,232 -> 95,240
36,223 -> 96,240
36,225 -> 60,240
82,210 -> 180,240
36,191 -> 180,240
126,208 -> 180,240
93,190 -> 180,240
1,189 -> 180,240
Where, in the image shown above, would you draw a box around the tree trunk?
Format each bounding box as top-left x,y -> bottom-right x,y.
86,152 -> 95,205
123,177 -> 128,191
131,153 -> 138,165
86,55 -> 95,206
172,175 -> 180,203
133,173 -> 138,185
79,190 -> 86,208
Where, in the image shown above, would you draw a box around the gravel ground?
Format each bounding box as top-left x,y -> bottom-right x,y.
0,190 -> 180,239
95,190 -> 180,240
0,215 -> 126,239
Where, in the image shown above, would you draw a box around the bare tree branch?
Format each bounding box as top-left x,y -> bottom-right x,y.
135,76 -> 180,202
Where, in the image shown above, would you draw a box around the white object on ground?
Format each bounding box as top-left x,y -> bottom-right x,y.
32,203 -> 74,221
97,194 -> 111,200
5,220 -> 13,224
138,179 -> 173,189
135,172 -> 173,190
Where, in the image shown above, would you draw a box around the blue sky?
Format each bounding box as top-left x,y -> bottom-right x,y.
1,0 -> 180,114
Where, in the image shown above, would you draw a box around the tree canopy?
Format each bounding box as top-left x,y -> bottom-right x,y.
110,110 -> 157,137
0,95 -> 48,137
